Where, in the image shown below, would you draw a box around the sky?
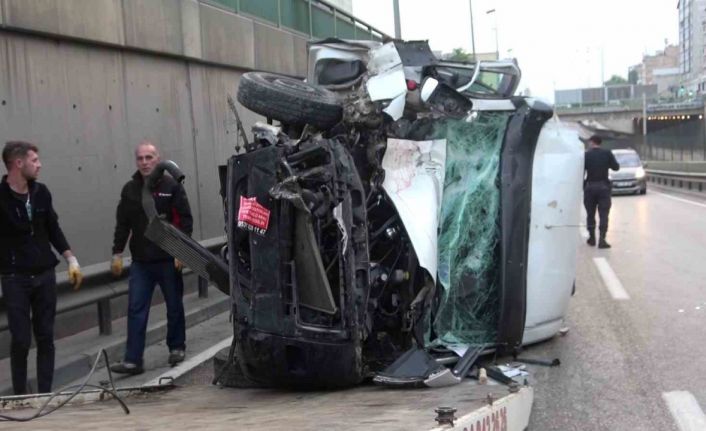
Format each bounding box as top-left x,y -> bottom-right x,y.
352,0 -> 679,102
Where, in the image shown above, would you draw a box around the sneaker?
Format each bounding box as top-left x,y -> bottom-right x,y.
598,239 -> 611,249
168,349 -> 186,366
110,362 -> 144,375
586,236 -> 596,246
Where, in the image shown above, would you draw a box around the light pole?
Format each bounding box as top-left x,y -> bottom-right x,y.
469,0 -> 477,61
486,8 -> 499,59
393,0 -> 401,39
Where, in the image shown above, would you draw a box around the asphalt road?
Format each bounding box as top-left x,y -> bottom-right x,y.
528,186 -> 706,431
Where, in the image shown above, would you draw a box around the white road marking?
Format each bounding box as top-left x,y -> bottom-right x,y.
654,192 -> 706,209
143,336 -> 233,387
663,391 -> 706,431
592,257 -> 630,300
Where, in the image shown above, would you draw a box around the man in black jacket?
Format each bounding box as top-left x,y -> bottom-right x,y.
109,141 -> 193,375
0,141 -> 83,394
584,136 -> 620,248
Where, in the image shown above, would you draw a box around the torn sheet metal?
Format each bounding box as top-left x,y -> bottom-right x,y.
332,202 -> 349,255
367,69 -> 407,102
367,42 -> 404,75
382,93 -> 406,121
382,138 -> 447,281
366,42 -> 407,104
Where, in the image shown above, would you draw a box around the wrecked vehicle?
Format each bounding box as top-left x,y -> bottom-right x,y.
149,39 -> 584,390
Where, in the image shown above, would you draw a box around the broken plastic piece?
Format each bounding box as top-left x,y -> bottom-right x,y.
479,367 -> 488,384
372,347 -> 445,388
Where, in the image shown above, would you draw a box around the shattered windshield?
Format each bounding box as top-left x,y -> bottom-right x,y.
431,113 -> 510,346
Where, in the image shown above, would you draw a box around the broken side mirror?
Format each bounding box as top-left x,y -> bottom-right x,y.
419,77 -> 473,119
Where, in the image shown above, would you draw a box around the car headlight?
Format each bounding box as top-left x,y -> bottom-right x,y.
635,167 -> 646,179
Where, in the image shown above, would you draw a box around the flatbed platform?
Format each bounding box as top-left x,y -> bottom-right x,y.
4,377 -> 531,430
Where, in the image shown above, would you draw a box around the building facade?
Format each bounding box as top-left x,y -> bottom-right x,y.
629,45 -> 680,97
679,0 -> 706,93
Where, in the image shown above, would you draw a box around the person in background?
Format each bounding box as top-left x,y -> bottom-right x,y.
583,135 -> 620,249
110,141 -> 192,375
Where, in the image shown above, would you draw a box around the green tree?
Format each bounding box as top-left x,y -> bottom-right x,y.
448,47 -> 473,62
628,69 -> 639,85
604,75 -> 628,86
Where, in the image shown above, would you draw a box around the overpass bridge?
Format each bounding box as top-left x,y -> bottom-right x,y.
556,100 -> 706,136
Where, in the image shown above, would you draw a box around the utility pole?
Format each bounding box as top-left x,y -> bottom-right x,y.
487,9 -> 498,59
393,0 -> 401,39
642,92 -> 648,159
600,46 -> 605,85
469,0 -> 477,61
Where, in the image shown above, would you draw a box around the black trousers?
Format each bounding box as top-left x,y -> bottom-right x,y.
584,182 -> 612,237
1,269 -> 56,394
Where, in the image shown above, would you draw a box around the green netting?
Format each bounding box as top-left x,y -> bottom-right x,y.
336,17 -> 356,39
281,0 -> 310,34
241,0 -> 279,24
430,113 -> 510,346
312,7 -> 335,39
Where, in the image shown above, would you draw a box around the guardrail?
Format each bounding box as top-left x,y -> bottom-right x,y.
646,169 -> 706,192
203,0 -> 387,40
0,237 -> 227,336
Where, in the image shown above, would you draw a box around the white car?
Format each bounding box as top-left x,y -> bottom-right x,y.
610,148 -> 647,195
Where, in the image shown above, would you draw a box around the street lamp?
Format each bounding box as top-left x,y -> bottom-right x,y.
469,0 -> 477,61
393,0 -> 401,39
486,8 -> 499,59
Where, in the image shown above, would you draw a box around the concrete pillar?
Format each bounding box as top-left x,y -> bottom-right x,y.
181,0 -> 202,59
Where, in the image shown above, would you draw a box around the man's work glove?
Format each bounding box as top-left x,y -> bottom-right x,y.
175,258 -> 184,272
111,254 -> 123,277
67,256 -> 83,290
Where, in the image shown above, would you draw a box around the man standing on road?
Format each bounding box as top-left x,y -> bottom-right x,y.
584,135 -> 620,249
110,141 -> 192,375
0,141 -> 83,394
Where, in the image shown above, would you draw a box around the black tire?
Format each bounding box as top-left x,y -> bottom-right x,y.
237,72 -> 342,129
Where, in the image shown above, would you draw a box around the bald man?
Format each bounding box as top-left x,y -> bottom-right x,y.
109,141 -> 193,375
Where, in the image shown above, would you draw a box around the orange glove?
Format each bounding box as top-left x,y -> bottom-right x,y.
67,256 -> 83,290
111,254 -> 123,277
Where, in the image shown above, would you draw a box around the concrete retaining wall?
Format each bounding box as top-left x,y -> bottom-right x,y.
0,0 -> 311,267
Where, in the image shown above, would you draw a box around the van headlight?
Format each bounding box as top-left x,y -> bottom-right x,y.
635,167 -> 646,179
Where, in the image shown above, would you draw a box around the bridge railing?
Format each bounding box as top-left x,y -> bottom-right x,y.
0,237 -> 226,336
646,168 -> 706,193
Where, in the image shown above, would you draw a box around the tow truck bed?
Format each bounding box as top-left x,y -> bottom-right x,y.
7,379 -> 532,430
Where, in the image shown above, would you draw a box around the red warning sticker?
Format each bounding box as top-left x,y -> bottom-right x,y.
237,196 -> 270,236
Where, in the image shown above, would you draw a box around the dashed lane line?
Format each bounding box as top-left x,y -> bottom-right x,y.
663,391 -> 706,431
592,257 -> 630,300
